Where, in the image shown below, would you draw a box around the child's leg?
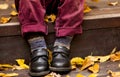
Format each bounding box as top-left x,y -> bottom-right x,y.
17,0 -> 54,76
50,0 -> 84,72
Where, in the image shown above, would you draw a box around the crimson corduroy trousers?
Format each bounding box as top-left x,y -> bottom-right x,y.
15,0 -> 84,37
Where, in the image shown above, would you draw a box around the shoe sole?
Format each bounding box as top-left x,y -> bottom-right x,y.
29,70 -> 50,76
50,66 -> 71,72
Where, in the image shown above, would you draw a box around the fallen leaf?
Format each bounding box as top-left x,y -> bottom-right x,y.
87,55 -> 110,63
44,72 -> 61,77
11,4 -> 16,9
88,73 -> 98,77
0,73 -> 5,76
0,3 -> 9,10
0,64 -> 13,68
0,64 -> 13,71
91,0 -> 99,2
80,57 -> 94,70
44,14 -> 56,22
111,47 -> 117,54
12,65 -> 24,71
16,59 -> 29,69
10,11 -> 18,16
84,3 -> 92,13
47,49 -> 52,64
3,73 -> 19,77
71,65 -> 77,70
88,63 -> 100,73
0,17 -> 11,24
108,1 -> 119,6
71,57 -> 84,66
66,75 -> 70,77
107,70 -> 120,77
0,73 -> 19,77
110,51 -> 120,62
76,73 -> 86,77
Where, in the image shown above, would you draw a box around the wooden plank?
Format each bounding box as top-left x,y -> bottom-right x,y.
0,36 -> 30,64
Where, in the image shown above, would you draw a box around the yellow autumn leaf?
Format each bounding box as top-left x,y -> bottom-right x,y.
88,63 -> 100,73
44,14 -> 56,22
10,10 -> 18,16
0,17 -> 11,24
87,55 -> 110,63
108,1 -> 119,6
11,4 -> 16,9
66,75 -> 70,77
91,0 -> 99,2
0,73 -> 5,76
71,65 -> 77,70
0,64 -> 13,68
71,57 -> 84,66
107,70 -> 120,77
0,73 -> 19,77
88,73 -> 98,77
3,73 -> 19,77
76,73 -> 85,77
110,51 -> 120,62
80,57 -> 94,71
84,3 -> 92,13
111,47 -> 117,54
44,72 -> 61,77
16,59 -> 29,69
0,3 -> 9,10
47,49 -> 52,64
12,65 -> 24,71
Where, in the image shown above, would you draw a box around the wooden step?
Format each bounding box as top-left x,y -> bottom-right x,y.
0,0 -> 120,64
0,0 -> 120,77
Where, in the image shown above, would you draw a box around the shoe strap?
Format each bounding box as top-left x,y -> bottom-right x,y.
53,46 -> 70,55
31,48 -> 48,59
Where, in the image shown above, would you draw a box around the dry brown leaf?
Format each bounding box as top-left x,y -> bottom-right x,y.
0,3 -> 9,10
10,11 -> 18,16
110,51 -> 120,62
88,63 -> 100,73
107,70 -> 120,77
0,17 -> 11,24
108,1 -> 119,6
80,57 -> 94,71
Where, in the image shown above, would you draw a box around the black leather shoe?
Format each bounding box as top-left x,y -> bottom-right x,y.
50,46 -> 71,72
29,48 -> 50,76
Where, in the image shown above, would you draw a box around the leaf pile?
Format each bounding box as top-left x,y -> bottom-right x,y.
70,47 -> 120,77
0,59 -> 29,77
0,3 -> 17,24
